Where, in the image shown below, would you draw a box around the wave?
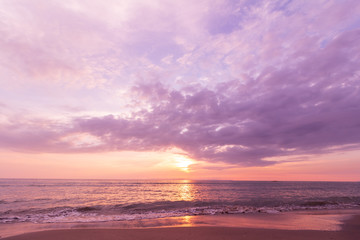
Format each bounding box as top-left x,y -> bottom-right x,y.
0,198 -> 54,205
1,198 -> 359,224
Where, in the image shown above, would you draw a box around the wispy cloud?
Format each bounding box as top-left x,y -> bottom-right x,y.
0,0 -> 359,167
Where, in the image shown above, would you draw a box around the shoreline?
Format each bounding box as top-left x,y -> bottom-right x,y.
1,209 -> 360,239
1,215 -> 360,240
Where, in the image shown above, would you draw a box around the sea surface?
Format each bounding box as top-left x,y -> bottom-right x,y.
0,179 -> 359,224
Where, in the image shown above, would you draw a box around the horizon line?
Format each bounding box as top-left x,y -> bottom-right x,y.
1,177 -> 359,183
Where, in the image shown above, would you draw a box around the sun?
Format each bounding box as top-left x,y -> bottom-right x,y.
174,155 -> 194,172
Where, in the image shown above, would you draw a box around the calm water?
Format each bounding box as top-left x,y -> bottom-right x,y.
0,179 -> 359,224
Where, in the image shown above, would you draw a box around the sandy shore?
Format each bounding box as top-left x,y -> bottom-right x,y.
2,214 -> 359,240
0,226 -> 358,240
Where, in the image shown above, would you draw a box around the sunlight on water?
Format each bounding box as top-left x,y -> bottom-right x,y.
178,183 -> 195,201
181,215 -> 193,226
0,179 -> 359,225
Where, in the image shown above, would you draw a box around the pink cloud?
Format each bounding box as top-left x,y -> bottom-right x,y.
0,0 -> 359,167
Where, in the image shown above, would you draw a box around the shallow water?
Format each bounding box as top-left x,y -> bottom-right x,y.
0,209 -> 358,238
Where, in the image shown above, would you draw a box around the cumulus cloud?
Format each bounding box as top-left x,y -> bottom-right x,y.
72,28 -> 360,165
0,0 -> 359,166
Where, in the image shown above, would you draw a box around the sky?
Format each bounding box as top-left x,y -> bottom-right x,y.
0,0 -> 360,181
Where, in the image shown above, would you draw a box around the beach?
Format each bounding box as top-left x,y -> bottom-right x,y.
1,0 -> 360,237
1,180 -> 360,239
2,217 -> 359,240
3,212 -> 360,240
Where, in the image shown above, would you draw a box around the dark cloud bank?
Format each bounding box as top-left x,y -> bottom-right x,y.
1,30 -> 360,166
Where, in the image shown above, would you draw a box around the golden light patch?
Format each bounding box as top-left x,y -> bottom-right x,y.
174,155 -> 194,172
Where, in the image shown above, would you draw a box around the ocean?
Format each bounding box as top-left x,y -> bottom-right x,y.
1,179 -> 359,224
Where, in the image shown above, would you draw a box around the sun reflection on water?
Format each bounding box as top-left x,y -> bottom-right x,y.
178,182 -> 194,201
181,215 -> 193,226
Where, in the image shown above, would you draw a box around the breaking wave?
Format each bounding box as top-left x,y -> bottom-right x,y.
1,198 -> 359,224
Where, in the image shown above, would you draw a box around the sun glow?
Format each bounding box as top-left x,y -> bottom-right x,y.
174,155 -> 194,172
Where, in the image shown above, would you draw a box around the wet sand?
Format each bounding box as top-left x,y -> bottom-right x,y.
1,212 -> 360,240
0,225 -> 358,240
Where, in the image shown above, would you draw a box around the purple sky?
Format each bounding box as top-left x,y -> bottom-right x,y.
0,0 -> 360,179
